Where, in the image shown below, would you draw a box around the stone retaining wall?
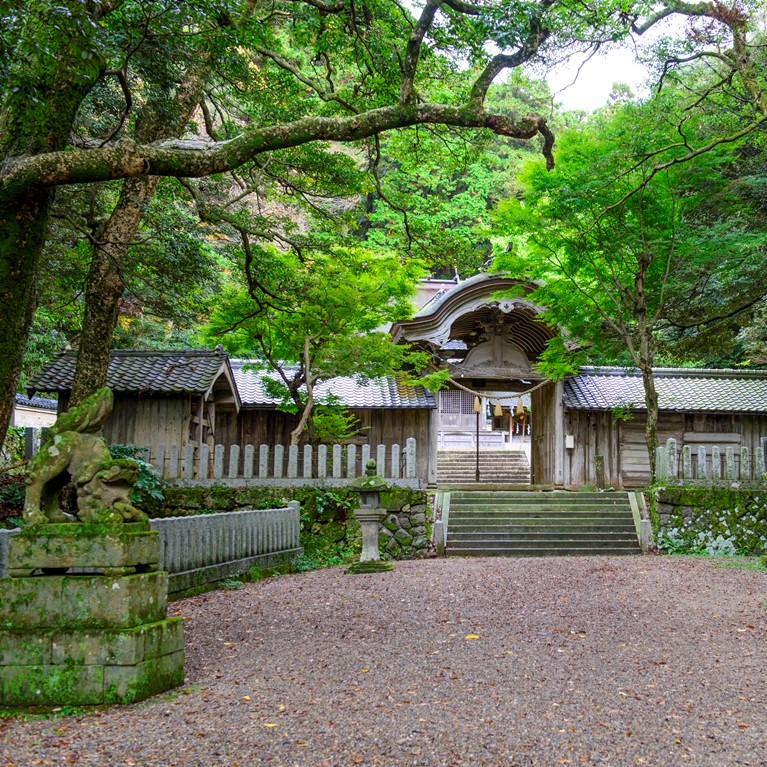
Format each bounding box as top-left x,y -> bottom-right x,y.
653,485 -> 767,527
161,484 -> 433,560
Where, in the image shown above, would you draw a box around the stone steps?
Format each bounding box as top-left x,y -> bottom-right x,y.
437,449 -> 530,485
445,490 -> 641,557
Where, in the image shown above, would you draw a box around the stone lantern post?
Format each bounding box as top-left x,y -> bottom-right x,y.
346,460 -> 394,574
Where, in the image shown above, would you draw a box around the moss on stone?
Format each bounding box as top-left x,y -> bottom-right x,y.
204,486 -> 236,510
345,561 -> 394,574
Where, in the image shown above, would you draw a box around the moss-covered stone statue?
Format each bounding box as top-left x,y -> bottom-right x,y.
24,387 -> 146,526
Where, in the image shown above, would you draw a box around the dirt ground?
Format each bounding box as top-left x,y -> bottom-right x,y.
1,556 -> 766,767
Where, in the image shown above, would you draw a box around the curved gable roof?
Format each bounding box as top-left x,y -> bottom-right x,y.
391,274 -> 556,361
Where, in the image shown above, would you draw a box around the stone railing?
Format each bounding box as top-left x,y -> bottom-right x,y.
1,504 -> 302,597
656,438 -> 767,483
146,439 -> 419,487
150,503 -> 301,597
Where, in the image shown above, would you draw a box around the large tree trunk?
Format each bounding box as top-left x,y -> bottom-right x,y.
69,176 -> 159,406
634,267 -> 658,482
640,362 -> 659,482
0,192 -> 51,451
289,338 -> 316,446
69,62 -> 207,404
0,2 -> 105,452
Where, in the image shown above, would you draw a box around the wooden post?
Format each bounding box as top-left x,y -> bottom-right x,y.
198,444 -> 210,480
712,446 -> 721,481
666,438 -> 677,480
697,446 -> 707,481
243,445 -> 254,479
682,445 -> 692,480
594,455 -> 606,489
228,444 -> 240,479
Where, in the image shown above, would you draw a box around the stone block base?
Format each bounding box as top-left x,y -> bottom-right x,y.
0,572 -> 168,630
1,526 -> 185,706
0,618 -> 184,705
8,524 -> 157,576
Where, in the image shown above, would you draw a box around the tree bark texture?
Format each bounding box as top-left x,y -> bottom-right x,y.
0,193 -> 51,450
69,176 -> 160,405
69,64 -> 206,404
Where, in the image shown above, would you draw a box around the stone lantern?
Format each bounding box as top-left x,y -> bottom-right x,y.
346,459 -> 394,574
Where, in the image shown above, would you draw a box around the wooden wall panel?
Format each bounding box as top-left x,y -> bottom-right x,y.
531,382 -> 558,485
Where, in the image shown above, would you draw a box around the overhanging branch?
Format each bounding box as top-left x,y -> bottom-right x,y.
1,103 -> 553,193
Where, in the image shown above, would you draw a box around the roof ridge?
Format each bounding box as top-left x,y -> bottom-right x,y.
577,366 -> 767,379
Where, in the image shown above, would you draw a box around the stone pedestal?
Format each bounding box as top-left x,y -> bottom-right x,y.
0,523 -> 184,706
356,509 -> 386,563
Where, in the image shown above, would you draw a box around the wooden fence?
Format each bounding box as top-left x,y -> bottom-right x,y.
656,438 -> 767,482
145,439 -> 418,483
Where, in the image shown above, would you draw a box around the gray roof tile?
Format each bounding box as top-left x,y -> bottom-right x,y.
231,360 -> 436,409
15,393 -> 57,410
565,367 -> 767,413
28,350 -> 230,395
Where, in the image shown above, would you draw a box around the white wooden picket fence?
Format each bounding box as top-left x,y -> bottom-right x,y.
147,439 -> 419,485
656,438 -> 767,482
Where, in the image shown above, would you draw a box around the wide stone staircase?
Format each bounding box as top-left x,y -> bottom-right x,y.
436,449 -> 531,485
443,491 -> 641,556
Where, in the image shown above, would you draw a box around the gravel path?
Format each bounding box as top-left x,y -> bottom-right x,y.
2,557 -> 767,767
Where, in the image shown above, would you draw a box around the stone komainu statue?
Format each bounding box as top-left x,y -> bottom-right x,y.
24,387 -> 147,526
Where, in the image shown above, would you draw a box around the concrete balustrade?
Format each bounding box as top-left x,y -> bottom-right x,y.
0,504 -> 302,597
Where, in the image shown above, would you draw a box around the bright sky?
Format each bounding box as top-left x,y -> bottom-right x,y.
545,47 -> 653,111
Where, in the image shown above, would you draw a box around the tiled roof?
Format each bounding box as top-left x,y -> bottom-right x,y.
565,367 -> 767,413
231,360 -> 436,409
28,350 -> 231,395
14,393 -> 57,410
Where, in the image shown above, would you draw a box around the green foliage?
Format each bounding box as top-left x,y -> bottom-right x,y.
314,489 -> 356,522
218,578 -> 244,591
297,519 -> 361,571
0,426 -> 25,465
107,444 -> 166,510
493,92 -> 767,369
311,406 -> 365,445
204,245 -> 425,441
0,472 -> 25,529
